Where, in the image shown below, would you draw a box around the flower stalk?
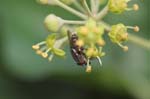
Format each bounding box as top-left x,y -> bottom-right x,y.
53,0 -> 88,19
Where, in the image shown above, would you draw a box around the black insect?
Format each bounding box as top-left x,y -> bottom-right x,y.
67,30 -> 87,66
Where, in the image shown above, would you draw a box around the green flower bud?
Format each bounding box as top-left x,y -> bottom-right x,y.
108,0 -> 130,14
85,18 -> 97,30
108,23 -> 128,44
77,19 -> 105,46
44,14 -> 64,32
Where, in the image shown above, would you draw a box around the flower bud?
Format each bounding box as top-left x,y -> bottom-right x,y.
44,14 -> 64,32
108,0 -> 130,14
109,23 -> 128,43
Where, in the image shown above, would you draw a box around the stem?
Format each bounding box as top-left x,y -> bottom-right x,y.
82,0 -> 93,17
96,6 -> 109,20
64,20 -> 86,25
91,0 -> 99,15
54,0 -> 88,19
100,21 -> 150,50
73,1 -> 86,13
128,34 -> 150,50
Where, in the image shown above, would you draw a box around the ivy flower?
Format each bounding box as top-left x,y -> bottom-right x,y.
32,33 -> 66,61
31,0 -> 147,73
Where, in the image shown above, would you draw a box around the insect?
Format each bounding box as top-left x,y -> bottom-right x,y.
67,30 -> 88,66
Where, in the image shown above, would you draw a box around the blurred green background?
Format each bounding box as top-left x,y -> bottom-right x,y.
0,0 -> 149,99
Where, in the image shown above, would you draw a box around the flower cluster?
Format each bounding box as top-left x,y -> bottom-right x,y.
33,0 -> 139,73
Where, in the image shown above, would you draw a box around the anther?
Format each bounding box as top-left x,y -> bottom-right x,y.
42,53 -> 48,58
118,43 -> 128,52
36,50 -> 43,55
134,26 -> 140,32
32,45 -> 40,50
123,46 -> 129,52
86,59 -> 92,73
133,4 -> 139,11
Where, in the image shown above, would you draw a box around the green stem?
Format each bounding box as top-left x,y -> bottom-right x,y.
91,0 -> 100,16
100,21 -> 150,50
128,34 -> 150,50
82,0 -> 93,17
64,20 -> 86,25
54,0 -> 88,19
73,1 -> 86,13
96,6 -> 109,20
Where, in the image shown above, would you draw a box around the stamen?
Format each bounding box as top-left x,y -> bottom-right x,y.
32,41 -> 46,50
126,26 -> 139,32
134,26 -> 140,32
126,4 -> 139,11
36,46 -> 47,55
86,58 -> 92,73
37,41 -> 46,46
41,48 -> 51,58
118,43 -> 128,52
42,53 -> 48,58
45,48 -> 51,54
48,54 -> 54,61
96,56 -> 102,66
121,33 -> 128,40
